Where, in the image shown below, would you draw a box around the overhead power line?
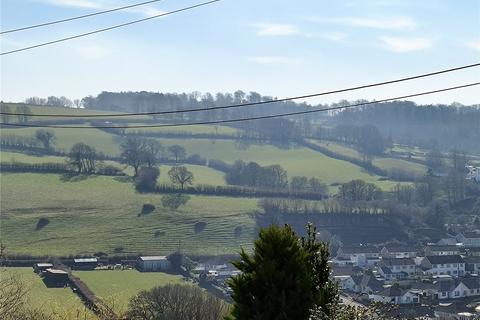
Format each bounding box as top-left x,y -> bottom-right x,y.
0,0 -> 222,56
0,0 -> 165,35
1,82 -> 478,129
2,63 -> 479,118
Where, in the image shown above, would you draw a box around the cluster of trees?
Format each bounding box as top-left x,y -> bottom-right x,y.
24,96 -> 80,108
225,160 -> 327,194
338,180 -> 384,201
317,124 -> 388,156
1,104 -> 31,124
334,101 -> 480,152
120,136 -> 191,176
68,143 -> 97,174
135,165 -> 194,192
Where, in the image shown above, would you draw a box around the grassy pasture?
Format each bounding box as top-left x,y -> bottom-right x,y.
158,164 -> 226,186
0,151 -> 67,164
152,138 -> 400,190
3,267 -> 97,319
73,270 -> 184,314
0,173 -> 258,256
306,139 -> 427,178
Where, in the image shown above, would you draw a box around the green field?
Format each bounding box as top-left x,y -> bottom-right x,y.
1,173 -> 258,256
158,164 -> 226,186
0,151 -> 67,164
307,139 -> 427,178
153,138 -> 400,190
73,270 -> 184,314
3,267 -> 97,319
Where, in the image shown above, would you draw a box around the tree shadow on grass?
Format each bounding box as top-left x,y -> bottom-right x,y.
60,173 -> 97,182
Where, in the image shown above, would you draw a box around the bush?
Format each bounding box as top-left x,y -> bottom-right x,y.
141,204 -> 155,215
135,167 -> 160,191
161,194 -> 190,210
234,226 -> 243,238
154,230 -> 166,237
194,221 -> 207,233
35,218 -> 50,230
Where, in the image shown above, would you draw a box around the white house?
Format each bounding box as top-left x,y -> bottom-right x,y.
369,285 -> 420,305
334,275 -> 357,291
137,256 -> 171,272
335,246 -> 380,267
425,245 -> 461,256
421,255 -> 465,277
456,232 -> 480,248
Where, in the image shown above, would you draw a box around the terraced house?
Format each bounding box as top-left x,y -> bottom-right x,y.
421,255 -> 465,277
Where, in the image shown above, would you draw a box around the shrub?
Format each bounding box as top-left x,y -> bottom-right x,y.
154,230 -> 166,237
135,167 -> 160,191
35,218 -> 50,230
161,194 -> 190,210
234,226 -> 243,238
141,204 -> 155,215
194,221 -> 207,233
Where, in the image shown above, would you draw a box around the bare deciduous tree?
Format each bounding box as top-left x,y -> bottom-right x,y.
168,166 -> 194,190
125,284 -> 229,320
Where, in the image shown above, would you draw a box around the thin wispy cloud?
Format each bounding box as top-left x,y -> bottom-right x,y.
36,0 -> 163,17
322,32 -> 348,42
465,40 -> 480,51
247,56 -> 299,65
254,23 -> 301,36
41,0 -> 103,9
77,45 -> 108,59
309,16 -> 417,31
380,36 -> 433,52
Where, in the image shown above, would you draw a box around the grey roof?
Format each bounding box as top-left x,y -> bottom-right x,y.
461,276 -> 480,289
424,255 -> 464,265
383,245 -> 418,253
338,246 -> 379,254
45,268 -> 68,275
35,263 -> 53,267
436,280 -> 458,292
465,256 -> 480,264
459,232 -> 480,239
426,245 -> 459,252
357,274 -> 384,292
74,258 -> 98,263
378,285 -> 405,297
382,258 -> 415,266
139,256 -> 168,261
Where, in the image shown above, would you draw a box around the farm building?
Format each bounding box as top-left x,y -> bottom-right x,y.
33,262 -> 53,273
43,268 -> 69,287
137,256 -> 171,272
72,258 -> 98,270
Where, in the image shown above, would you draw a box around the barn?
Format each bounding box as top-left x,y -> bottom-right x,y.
72,258 -> 98,270
43,268 -> 69,287
33,262 -> 53,274
137,256 -> 171,272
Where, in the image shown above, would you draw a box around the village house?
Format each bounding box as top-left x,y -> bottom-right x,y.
466,247 -> 480,256
456,232 -> 480,248
335,246 -> 380,267
434,302 -> 479,320
380,245 -> 418,259
378,258 -> 417,281
425,245 -> 461,256
465,256 -> 480,274
369,284 -> 420,305
421,255 -> 465,277
351,273 -> 384,294
137,256 -> 171,272
334,275 -> 357,291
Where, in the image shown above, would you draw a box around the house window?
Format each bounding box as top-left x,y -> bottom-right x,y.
442,292 -> 447,296
446,264 -> 451,267
455,291 -> 459,296
453,263 -> 457,267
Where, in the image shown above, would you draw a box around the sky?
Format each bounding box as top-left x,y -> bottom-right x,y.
1,0 -> 479,106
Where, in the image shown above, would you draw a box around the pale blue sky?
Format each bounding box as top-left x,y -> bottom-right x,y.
1,0 -> 479,105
